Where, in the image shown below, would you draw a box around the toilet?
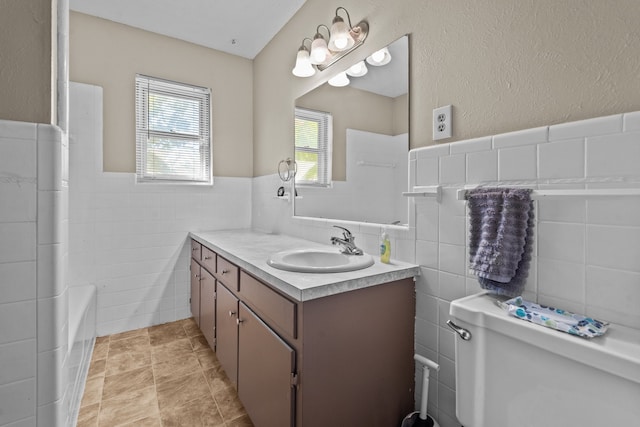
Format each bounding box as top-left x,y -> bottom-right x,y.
448,292 -> 640,427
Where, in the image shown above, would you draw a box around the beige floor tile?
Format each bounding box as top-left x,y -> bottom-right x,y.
118,415 -> 162,426
102,365 -> 154,401
181,317 -> 202,337
95,336 -> 109,345
86,358 -> 106,380
80,376 -> 104,408
156,371 -> 213,412
76,402 -> 100,427
92,340 -> 109,361
81,320 -> 255,427
195,348 -> 220,370
225,414 -> 255,427
189,333 -> 210,351
213,386 -> 247,422
105,350 -> 152,376
149,321 -> 188,346
153,352 -> 202,385
98,385 -> 159,426
150,338 -> 193,365
160,394 -> 225,427
203,367 -> 234,394
109,327 -> 148,342
108,335 -> 150,358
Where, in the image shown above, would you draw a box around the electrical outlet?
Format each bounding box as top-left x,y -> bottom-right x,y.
433,105 -> 452,140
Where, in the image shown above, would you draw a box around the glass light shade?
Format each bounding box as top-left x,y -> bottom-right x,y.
366,47 -> 392,66
292,48 -> 316,77
328,71 -> 350,87
310,36 -> 329,65
328,17 -> 355,51
345,61 -> 368,77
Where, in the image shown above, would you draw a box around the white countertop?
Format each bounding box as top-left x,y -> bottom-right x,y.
189,229 -> 420,302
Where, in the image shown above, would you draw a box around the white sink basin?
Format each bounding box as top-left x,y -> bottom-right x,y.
267,248 -> 374,273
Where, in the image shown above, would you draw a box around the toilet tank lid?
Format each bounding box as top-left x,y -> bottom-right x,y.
450,292 -> 640,385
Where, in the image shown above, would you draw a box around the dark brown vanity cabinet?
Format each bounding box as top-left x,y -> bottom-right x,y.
237,302 -> 296,427
190,240 -> 216,338
199,268 -> 216,348
215,282 -> 239,387
190,259 -> 201,327
190,238 -> 415,427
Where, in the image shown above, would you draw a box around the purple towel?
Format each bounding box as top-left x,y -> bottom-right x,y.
466,188 -> 534,297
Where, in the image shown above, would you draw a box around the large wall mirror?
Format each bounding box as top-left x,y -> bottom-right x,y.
293,35 -> 409,226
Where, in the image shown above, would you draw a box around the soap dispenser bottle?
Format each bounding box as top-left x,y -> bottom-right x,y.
380,228 -> 391,264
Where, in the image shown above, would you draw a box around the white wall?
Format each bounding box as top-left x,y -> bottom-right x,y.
69,82 -> 253,336
253,111 -> 640,427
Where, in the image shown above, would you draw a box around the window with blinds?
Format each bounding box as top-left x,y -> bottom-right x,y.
294,107 -> 332,187
135,75 -> 212,184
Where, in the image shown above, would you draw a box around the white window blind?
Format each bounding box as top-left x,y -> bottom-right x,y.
294,107 -> 332,187
135,74 -> 212,183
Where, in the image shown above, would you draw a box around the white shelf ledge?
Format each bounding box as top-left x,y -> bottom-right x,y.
403,185 -> 441,202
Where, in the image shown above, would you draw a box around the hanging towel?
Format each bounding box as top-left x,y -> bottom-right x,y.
466,187 -> 534,297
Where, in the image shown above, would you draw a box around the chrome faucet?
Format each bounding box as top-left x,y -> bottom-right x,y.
330,226 -> 364,255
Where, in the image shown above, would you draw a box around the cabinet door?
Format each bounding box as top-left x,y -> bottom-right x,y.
190,259 -> 201,326
238,302 -> 295,427
199,268 -> 216,349
216,283 -> 239,388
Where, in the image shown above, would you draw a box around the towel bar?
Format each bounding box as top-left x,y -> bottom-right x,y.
456,188 -> 640,201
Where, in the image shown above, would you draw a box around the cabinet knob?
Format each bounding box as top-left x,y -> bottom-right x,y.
194,274 -> 200,279
204,256 -> 212,260
236,318 -> 244,325
229,310 -> 236,317
192,247 -> 198,251
221,269 -> 229,275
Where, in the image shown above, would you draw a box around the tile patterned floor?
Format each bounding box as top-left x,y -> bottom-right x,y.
77,318 -> 254,427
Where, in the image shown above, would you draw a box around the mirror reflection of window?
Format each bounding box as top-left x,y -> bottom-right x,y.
293,35 -> 409,226
294,107 -> 333,187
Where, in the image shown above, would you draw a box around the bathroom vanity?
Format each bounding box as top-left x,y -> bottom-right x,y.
189,230 -> 420,427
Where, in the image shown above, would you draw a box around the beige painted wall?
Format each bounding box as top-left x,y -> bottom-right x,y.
296,85 -> 400,180
254,0 -> 640,177
393,93 -> 408,136
69,12 -> 253,176
0,0 -> 54,124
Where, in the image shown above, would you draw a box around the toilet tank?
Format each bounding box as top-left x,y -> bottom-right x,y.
449,292 -> 640,427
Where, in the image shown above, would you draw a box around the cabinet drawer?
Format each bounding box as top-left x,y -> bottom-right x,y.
201,246 -> 216,275
240,271 -> 296,339
190,239 -> 201,260
216,256 -> 239,291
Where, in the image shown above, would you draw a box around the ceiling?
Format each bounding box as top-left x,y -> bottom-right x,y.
69,0 -> 308,59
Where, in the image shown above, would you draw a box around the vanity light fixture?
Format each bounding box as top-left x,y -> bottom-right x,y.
328,7 -> 357,51
328,71 -> 350,87
292,6 -> 369,76
345,60 -> 368,77
291,38 -> 316,77
310,25 -> 331,65
366,46 -> 392,66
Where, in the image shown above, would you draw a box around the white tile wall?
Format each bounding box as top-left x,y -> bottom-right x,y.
69,82 -> 252,336
407,111 -> 640,426
0,120 -> 39,427
586,132 -> 640,177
